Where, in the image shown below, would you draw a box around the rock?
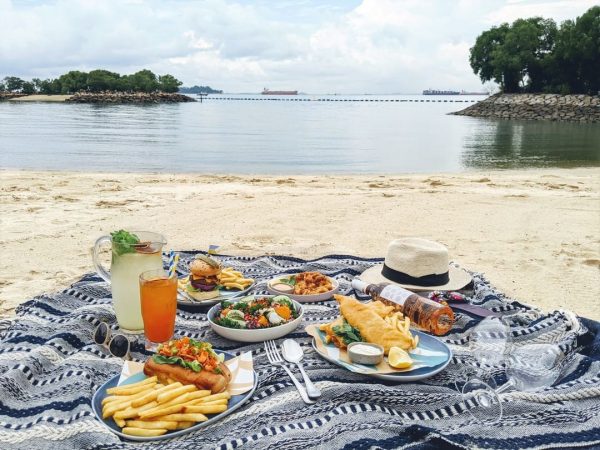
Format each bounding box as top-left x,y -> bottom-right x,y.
64,91 -> 196,104
449,93 -> 599,123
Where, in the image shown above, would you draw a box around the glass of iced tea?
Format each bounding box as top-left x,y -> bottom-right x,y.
139,269 -> 178,350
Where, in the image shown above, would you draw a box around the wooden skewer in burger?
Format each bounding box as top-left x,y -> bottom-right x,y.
185,255 -> 222,301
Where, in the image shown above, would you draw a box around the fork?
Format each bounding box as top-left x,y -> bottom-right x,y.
264,340 -> 316,405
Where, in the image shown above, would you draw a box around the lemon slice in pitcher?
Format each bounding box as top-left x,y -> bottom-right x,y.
388,346 -> 413,369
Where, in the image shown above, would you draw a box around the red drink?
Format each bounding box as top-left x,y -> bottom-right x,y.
139,270 -> 177,344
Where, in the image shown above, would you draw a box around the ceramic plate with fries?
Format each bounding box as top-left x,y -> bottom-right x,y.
91,350 -> 257,442
307,307 -> 451,382
177,266 -> 256,309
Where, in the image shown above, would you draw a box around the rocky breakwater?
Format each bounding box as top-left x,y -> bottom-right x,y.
451,93 -> 600,123
65,91 -> 195,104
0,92 -> 27,100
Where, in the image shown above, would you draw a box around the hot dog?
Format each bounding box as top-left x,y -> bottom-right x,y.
143,337 -> 231,394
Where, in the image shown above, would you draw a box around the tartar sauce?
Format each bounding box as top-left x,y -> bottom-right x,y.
272,283 -> 294,293
351,344 -> 383,356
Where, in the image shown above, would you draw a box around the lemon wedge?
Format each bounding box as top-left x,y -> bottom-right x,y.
388,346 -> 413,369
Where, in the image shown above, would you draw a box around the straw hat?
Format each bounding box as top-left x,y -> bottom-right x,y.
359,238 -> 472,291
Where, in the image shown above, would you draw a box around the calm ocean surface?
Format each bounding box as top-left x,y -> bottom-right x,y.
1,94 -> 598,173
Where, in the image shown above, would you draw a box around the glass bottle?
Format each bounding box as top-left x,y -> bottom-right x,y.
351,279 -> 455,335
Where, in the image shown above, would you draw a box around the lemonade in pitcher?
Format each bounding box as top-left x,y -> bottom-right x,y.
93,230 -> 166,333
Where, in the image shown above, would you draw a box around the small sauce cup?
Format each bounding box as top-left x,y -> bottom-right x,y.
347,342 -> 384,365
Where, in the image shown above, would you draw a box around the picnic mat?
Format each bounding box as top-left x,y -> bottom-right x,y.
1,252 -> 599,450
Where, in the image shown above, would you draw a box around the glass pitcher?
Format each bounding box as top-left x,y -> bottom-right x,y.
92,231 -> 166,333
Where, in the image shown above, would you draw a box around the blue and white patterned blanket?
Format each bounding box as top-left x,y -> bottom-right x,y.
1,253 -> 599,450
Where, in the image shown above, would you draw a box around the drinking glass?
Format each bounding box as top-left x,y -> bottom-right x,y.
92,231 -> 166,333
460,318 -> 565,424
139,268 -> 178,350
459,317 -> 511,423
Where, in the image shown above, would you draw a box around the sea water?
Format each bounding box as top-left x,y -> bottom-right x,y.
0,94 -> 598,173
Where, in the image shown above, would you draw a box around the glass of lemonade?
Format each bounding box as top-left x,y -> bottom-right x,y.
92,231 -> 166,333
139,269 -> 177,350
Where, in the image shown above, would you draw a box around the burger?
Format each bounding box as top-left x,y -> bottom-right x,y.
186,255 -> 222,300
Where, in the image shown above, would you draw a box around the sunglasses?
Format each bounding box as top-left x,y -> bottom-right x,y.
94,322 -> 131,360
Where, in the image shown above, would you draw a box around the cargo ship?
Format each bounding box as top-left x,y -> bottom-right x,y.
423,89 -> 460,95
423,89 -> 487,95
262,88 -> 298,95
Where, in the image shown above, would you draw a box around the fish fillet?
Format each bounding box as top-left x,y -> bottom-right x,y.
335,294 -> 413,353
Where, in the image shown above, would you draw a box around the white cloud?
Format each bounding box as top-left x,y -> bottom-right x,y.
0,0 -> 595,93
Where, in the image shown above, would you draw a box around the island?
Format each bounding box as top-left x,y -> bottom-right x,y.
179,85 -> 223,94
452,6 -> 599,123
0,69 -> 196,103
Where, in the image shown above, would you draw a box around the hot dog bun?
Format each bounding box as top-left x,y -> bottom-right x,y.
143,357 -> 232,394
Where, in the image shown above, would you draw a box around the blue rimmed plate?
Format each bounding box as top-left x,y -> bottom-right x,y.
311,329 -> 452,382
91,350 -> 257,442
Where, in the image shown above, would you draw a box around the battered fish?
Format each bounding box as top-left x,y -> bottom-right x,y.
335,294 -> 413,353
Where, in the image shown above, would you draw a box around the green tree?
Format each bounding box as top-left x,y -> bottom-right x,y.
470,18 -> 557,92
0,82 -> 6,91
21,81 -> 35,94
128,69 -> 159,92
57,71 -> 89,94
469,24 -> 514,91
469,6 -> 598,94
3,76 -> 25,92
50,79 -> 62,94
552,6 -> 600,94
35,79 -> 55,94
158,74 -> 182,93
86,69 -> 121,92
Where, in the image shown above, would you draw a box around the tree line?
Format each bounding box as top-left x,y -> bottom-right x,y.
470,6 -> 599,94
179,85 -> 223,94
0,69 -> 183,94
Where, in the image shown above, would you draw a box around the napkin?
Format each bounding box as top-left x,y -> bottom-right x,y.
306,324 -> 448,375
118,351 -> 255,395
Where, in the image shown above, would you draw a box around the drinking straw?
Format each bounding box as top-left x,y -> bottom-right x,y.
168,251 -> 179,278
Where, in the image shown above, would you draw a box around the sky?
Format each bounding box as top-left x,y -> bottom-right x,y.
0,0 -> 596,94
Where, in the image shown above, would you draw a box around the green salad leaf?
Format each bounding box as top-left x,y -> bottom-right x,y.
152,355 -> 203,372
279,275 -> 296,286
214,317 -> 244,329
110,230 -> 140,256
332,320 -> 363,345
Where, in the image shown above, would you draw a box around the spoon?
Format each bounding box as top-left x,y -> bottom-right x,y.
282,339 -> 321,399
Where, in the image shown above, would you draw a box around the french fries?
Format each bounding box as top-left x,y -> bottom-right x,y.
183,404 -> 228,415
106,376 -> 157,395
122,427 -> 167,437
384,311 -> 419,350
156,413 -> 209,422
217,267 -> 253,290
157,385 -> 196,404
126,420 -> 179,430
101,378 -> 232,437
131,382 -> 182,407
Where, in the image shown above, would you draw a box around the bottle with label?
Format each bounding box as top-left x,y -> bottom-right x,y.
351,279 -> 455,335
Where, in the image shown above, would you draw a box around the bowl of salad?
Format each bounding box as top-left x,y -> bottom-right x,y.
207,295 -> 303,342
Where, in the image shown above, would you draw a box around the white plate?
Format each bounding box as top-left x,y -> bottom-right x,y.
267,276 -> 339,303
207,295 -> 304,342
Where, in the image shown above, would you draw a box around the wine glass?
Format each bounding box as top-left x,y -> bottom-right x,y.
462,339 -> 565,423
459,317 -> 511,423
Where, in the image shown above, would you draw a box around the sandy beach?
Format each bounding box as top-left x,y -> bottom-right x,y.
7,95 -> 72,102
1,168 -> 598,319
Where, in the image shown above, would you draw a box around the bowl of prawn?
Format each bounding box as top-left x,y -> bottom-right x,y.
267,272 -> 339,303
